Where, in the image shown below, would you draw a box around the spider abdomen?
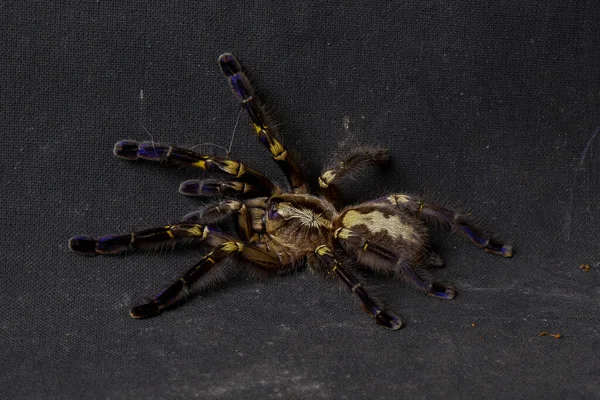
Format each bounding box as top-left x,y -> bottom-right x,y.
335,205 -> 429,269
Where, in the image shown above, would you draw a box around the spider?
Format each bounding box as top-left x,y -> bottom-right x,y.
69,53 -> 513,330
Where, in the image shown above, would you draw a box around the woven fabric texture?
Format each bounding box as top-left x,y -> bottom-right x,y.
2,1 -> 599,398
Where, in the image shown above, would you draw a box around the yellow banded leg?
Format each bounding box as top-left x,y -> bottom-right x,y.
69,223 -> 215,256
333,228 -> 455,300
314,245 -> 402,330
218,53 -> 306,193
130,241 -> 245,318
113,140 -> 277,194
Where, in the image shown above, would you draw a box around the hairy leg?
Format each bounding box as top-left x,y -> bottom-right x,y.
319,146 -> 389,201
69,223 -> 225,256
334,228 -> 455,299
315,245 -> 402,330
113,140 -> 277,194
383,194 -> 513,257
219,53 -> 306,193
130,241 -> 244,318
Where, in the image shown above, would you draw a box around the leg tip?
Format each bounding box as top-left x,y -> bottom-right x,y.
428,283 -> 456,300
113,140 -> 140,160
484,240 -> 514,258
178,180 -> 202,196
376,310 -> 403,330
219,53 -> 241,77
69,236 -> 98,256
130,302 -> 162,319
501,245 -> 514,258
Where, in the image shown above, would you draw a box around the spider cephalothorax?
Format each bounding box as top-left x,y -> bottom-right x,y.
69,54 -> 513,330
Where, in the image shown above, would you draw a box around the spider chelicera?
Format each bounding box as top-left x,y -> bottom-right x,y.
69,53 -> 513,330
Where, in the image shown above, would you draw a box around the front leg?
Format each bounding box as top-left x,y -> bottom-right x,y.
113,140 -> 277,194
69,223 -> 224,256
130,241 -> 245,318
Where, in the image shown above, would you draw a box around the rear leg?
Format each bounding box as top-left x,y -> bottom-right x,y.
384,194 -> 513,257
333,228 -> 455,299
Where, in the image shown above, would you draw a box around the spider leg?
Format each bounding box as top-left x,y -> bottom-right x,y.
318,146 -> 389,201
383,194 -> 513,257
178,179 -> 266,198
182,198 -> 267,240
219,53 -> 307,193
113,140 -> 277,194
334,228 -> 455,299
130,241 -> 244,318
69,223 -> 224,256
314,245 -> 402,330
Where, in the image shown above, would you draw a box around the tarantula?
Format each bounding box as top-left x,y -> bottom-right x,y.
69,53 -> 513,330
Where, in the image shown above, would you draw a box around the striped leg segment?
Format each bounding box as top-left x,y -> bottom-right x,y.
315,245 -> 402,330
218,53 -> 306,193
179,179 -> 265,197
129,241 -> 244,318
113,140 -> 276,194
69,223 -> 218,256
384,194 -> 514,257
334,228 -> 455,299
319,146 -> 389,201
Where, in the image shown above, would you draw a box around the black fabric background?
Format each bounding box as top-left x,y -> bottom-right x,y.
3,2 -> 600,398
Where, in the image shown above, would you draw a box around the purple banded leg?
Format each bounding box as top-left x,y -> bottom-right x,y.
179,179 -> 265,197
218,53 -> 307,193
334,228 -> 455,300
68,223 -> 219,256
113,140 -> 277,194
130,241 -> 244,318
384,194 -> 514,257
314,245 -> 402,330
396,261 -> 455,299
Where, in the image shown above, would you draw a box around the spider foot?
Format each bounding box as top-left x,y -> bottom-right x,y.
114,140 -> 170,161
129,302 -> 162,319
69,236 -> 98,256
483,241 -> 513,258
375,309 -> 403,330
427,283 -> 456,300
113,140 -> 140,160
70,234 -> 133,255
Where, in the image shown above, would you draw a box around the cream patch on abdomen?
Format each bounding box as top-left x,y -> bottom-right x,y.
342,210 -> 417,243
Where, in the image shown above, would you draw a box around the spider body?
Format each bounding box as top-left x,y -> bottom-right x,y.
69,54 -> 513,330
